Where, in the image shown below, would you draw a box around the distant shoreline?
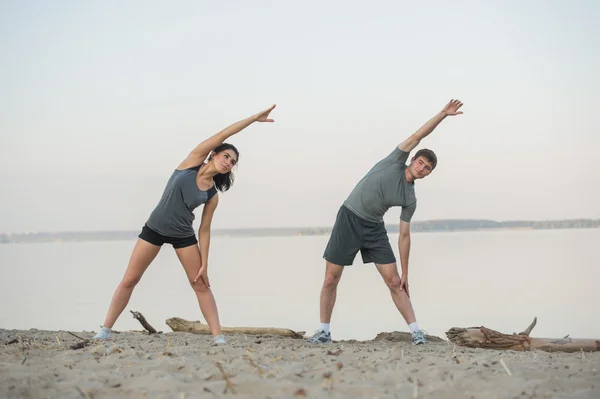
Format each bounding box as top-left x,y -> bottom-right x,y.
2,218 -> 598,244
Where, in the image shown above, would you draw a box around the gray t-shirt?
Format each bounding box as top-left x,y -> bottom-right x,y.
343,147 -> 417,223
146,165 -> 218,238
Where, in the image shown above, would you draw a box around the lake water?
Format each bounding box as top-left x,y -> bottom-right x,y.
1,229 -> 598,341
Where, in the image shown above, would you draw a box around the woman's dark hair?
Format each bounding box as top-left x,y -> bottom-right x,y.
209,143 -> 240,192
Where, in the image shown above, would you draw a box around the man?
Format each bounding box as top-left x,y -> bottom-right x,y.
308,99 -> 464,345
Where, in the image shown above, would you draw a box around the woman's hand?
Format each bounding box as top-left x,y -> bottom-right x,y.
193,264 -> 210,288
253,104 -> 276,123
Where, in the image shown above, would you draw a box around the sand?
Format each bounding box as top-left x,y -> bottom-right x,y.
1,328 -> 598,399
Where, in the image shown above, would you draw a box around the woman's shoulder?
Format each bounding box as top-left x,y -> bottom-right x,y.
205,185 -> 218,200
176,164 -> 202,172
173,165 -> 202,177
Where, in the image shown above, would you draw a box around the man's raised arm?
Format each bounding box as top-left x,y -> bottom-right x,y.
398,99 -> 463,153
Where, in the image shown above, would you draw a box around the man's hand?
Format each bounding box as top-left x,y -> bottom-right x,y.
398,98 -> 464,152
193,264 -> 210,288
400,274 -> 410,298
441,99 -> 464,116
253,104 -> 276,123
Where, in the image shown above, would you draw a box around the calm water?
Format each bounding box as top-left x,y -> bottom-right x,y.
1,229 -> 598,341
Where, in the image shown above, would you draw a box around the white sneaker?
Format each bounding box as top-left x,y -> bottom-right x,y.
307,329 -> 332,343
214,335 -> 226,345
93,327 -> 111,339
411,330 -> 428,345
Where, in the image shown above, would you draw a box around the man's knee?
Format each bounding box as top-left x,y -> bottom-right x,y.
386,274 -> 402,290
323,260 -> 345,288
325,272 -> 341,288
323,269 -> 343,289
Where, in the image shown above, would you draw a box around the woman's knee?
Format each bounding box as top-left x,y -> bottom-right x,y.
190,280 -> 210,293
120,276 -> 141,290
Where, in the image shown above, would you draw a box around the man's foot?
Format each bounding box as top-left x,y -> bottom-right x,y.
307,329 -> 332,343
411,330 -> 428,345
93,327 -> 111,340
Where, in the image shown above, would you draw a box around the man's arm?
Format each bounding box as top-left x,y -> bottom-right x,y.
398,219 -> 411,278
398,99 -> 463,153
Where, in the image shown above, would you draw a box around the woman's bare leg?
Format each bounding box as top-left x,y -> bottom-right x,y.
101,239 -> 161,328
175,244 -> 221,336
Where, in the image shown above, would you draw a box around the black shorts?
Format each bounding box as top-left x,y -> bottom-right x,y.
138,224 -> 198,249
323,205 -> 396,266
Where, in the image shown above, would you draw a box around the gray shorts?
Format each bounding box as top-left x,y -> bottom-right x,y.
323,205 -> 396,266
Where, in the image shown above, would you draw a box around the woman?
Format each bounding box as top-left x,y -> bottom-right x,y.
93,105 -> 276,344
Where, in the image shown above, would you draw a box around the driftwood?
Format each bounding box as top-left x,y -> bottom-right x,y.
130,310 -> 158,334
68,331 -> 91,350
166,317 -> 306,339
216,362 -> 237,394
446,317 -> 600,353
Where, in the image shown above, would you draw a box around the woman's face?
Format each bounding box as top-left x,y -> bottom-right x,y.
212,149 -> 238,174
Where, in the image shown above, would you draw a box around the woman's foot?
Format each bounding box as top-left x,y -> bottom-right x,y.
213,334 -> 226,345
93,326 -> 112,339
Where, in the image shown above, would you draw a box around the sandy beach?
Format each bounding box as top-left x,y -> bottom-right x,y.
1,327 -> 598,399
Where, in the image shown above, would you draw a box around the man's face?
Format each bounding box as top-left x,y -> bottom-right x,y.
408,156 -> 434,180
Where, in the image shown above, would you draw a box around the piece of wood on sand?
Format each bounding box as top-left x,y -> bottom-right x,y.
446,317 -> 600,353
67,331 -> 90,350
130,310 -> 159,334
166,317 -> 306,339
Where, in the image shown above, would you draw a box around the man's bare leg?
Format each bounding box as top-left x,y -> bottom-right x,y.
309,261 -> 344,342
376,262 -> 416,323
376,262 -> 427,344
320,261 -> 344,323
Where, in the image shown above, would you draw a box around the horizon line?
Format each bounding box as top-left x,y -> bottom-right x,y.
3,217 -> 600,236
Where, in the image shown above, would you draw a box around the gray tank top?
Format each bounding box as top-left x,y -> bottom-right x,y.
146,165 -> 218,238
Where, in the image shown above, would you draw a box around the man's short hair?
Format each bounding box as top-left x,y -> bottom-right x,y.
414,148 -> 437,170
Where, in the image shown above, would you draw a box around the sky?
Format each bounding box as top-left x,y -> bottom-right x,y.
1,0 -> 599,233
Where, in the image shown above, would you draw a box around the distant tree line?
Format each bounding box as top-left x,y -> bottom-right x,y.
1,219 -> 599,244
388,218 -> 600,233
